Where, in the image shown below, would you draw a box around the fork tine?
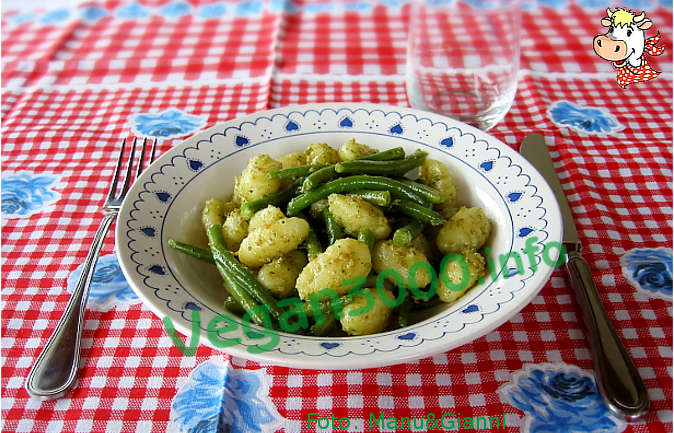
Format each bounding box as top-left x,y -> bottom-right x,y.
119,137 -> 137,198
149,138 -> 158,164
106,138 -> 126,202
135,138 -> 147,179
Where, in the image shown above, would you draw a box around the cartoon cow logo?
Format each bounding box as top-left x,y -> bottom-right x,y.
593,8 -> 665,88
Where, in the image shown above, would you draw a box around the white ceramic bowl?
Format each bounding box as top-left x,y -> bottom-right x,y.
116,103 -> 562,369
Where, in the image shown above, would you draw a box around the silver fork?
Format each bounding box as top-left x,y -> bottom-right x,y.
25,137 -> 157,400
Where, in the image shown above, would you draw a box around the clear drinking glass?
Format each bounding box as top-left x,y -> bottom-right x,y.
406,0 -> 521,130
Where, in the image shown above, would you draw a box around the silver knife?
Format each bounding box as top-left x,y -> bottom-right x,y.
520,133 -> 649,421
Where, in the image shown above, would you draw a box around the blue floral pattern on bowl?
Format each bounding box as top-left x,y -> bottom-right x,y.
67,253 -> 140,311
131,108 -> 206,139
547,100 -> 623,136
171,359 -> 285,433
1,171 -> 60,219
498,363 -> 626,433
620,247 -> 672,299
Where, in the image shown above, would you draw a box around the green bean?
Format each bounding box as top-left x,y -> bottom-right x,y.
304,226 -> 323,259
169,239 -> 261,276
206,225 -> 284,320
295,212 -> 323,259
268,164 -> 328,179
302,165 -> 338,192
287,175 -> 430,216
335,150 -> 427,176
303,296 -> 352,318
357,229 -> 375,254
391,199 -> 446,226
224,296 -> 245,315
322,208 -> 344,245
392,219 -> 424,246
348,190 -> 391,207
240,179 -> 302,219
205,227 -> 265,326
308,198 -> 329,219
397,179 -> 444,204
168,239 -> 215,265
359,147 -> 405,161
307,297 -> 342,336
301,148 -> 406,192
412,296 -> 443,311
397,297 -> 414,328
311,313 -> 336,336
220,268 -> 266,326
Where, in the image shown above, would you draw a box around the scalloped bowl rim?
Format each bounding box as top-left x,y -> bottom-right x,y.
115,103 -> 563,369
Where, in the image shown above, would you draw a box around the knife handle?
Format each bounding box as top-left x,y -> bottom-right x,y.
564,248 -> 650,421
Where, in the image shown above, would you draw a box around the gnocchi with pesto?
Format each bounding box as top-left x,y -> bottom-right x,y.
170,139 -> 492,338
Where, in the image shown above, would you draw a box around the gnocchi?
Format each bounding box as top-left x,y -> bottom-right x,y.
438,250 -> 486,303
305,142 -> 340,164
257,250 -> 307,299
222,208 -> 248,251
340,288 -> 393,335
295,238 -> 371,300
373,240 -> 431,288
238,216 -> 309,267
248,205 -> 285,232
338,138 -> 376,161
234,154 -> 282,203
436,206 -> 491,254
180,139 -> 495,339
421,159 -> 457,218
328,194 -> 391,240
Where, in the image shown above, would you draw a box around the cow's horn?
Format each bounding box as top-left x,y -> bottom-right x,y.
606,8 -> 613,17
634,11 -> 645,22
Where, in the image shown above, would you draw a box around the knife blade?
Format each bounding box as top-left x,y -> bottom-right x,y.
520,133 -> 649,422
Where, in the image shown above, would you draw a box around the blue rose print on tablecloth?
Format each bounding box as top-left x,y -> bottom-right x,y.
547,100 -> 623,136
171,359 -> 286,433
576,0 -> 609,9
67,253 -> 139,311
9,12 -> 37,25
621,0 -> 656,11
498,363 -> 626,433
40,9 -> 70,24
620,247 -> 672,300
535,0 -> 567,8
80,6 -> 108,22
116,2 -> 152,19
130,109 -> 206,140
196,3 -> 227,19
1,171 -> 60,219
657,0 -> 672,9
236,0 -> 264,16
159,1 -> 192,19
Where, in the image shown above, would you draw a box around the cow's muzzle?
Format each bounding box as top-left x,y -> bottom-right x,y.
593,35 -> 628,64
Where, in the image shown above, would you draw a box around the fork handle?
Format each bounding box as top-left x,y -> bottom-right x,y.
564,248 -> 650,421
25,214 -> 116,400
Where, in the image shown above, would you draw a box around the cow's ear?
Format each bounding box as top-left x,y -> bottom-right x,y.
638,20 -> 652,30
601,18 -> 612,27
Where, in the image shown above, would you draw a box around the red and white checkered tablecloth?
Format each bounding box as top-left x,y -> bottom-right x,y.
2,1 -> 672,432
